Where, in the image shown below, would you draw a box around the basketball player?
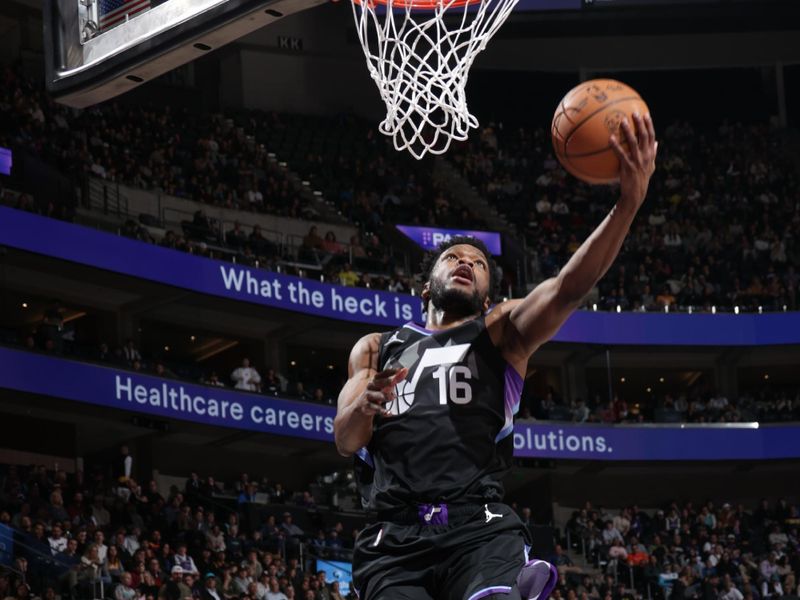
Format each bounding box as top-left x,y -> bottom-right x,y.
335,114 -> 657,600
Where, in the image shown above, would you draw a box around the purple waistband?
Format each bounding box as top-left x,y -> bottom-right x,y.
417,503 -> 450,526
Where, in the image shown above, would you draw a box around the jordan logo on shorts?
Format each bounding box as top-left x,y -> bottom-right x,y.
484,504 -> 503,523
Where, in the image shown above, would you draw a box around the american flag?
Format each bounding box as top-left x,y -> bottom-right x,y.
98,0 -> 152,31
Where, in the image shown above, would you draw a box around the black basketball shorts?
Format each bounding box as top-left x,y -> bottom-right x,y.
353,502 -> 532,600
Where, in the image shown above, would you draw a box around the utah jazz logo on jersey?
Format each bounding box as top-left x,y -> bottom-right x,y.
385,342 -> 475,416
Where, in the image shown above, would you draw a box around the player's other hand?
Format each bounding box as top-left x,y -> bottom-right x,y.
359,367 -> 408,417
609,112 -> 658,212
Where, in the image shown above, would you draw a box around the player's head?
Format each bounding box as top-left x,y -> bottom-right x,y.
420,236 -> 498,318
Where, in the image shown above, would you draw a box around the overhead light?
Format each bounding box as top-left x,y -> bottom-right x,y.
190,336 -> 196,342
21,302 -> 28,308
290,360 -> 297,366
620,377 -> 626,383
164,345 -> 170,352
327,364 -> 334,370
659,377 -> 665,383
646,387 -> 652,393
764,374 -> 769,380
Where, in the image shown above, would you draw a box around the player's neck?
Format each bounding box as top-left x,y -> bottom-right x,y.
424,307 -> 481,331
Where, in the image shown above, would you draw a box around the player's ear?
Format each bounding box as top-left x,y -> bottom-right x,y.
482,294 -> 492,313
420,281 -> 430,302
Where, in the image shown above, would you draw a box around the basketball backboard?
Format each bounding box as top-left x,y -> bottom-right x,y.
44,0 -> 327,108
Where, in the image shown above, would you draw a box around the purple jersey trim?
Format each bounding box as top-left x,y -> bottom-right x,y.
495,364 -> 523,442
404,322 -> 434,335
356,447 -> 374,468
468,585 -> 513,600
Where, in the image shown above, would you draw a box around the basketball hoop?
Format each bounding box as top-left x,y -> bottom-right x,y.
351,0 -> 518,159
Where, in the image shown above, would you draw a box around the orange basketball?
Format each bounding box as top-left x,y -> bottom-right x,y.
551,79 -> 650,185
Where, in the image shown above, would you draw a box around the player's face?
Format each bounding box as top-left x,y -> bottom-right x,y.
426,244 -> 491,316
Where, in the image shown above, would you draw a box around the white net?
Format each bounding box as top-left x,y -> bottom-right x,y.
351,0 -> 519,159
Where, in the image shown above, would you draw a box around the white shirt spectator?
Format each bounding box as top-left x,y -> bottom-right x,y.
535,197 -> 552,214
708,395 -> 729,411
246,189 -> 264,206
602,525 -> 624,545
48,534 -> 67,555
769,530 -> 789,548
720,586 -> 744,600
96,543 -> 108,564
123,534 -> 140,556
552,200 -> 570,215
122,342 -> 142,362
232,359 -> 262,392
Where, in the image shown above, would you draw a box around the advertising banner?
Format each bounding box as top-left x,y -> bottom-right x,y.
2,208 -> 800,345
396,224 -> 503,255
1,347 -> 798,461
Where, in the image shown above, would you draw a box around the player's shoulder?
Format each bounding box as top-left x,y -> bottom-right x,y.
351,332 -> 383,355
484,299 -> 526,358
484,298 -> 522,332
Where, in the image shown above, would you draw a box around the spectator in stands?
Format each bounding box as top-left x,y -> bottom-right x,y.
201,572 -> 222,600
91,496 -> 110,528
231,358 -> 262,392
301,226 -> 324,255
122,339 -> 142,364
265,577 -> 288,600
174,543 -> 199,575
161,565 -> 191,600
322,232 -> 344,256
227,222 -> 248,250
204,372 -> 226,388
602,521 -> 624,545
114,572 -> 136,600
262,368 -> 284,396
338,264 -> 358,287
92,530 -> 108,564
47,523 -> 66,555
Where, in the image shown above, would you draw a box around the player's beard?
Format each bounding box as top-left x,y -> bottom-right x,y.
428,276 -> 484,318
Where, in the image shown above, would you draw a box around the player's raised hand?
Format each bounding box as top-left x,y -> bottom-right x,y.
359,367 -> 408,417
609,112 -> 658,211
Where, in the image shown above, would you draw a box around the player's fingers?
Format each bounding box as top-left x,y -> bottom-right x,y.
635,113 -> 650,154
609,134 -> 633,172
645,113 -> 656,148
365,390 -> 393,405
390,367 -> 409,386
621,117 -> 642,163
367,370 -> 400,390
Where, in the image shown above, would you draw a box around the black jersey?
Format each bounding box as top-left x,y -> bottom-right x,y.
356,316 -> 523,513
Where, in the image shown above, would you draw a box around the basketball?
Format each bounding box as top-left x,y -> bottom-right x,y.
551,79 -> 651,184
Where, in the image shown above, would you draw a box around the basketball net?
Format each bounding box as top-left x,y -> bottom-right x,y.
351,0 -> 518,159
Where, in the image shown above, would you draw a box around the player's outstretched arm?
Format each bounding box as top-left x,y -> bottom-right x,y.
334,333 -> 408,457
499,113 -> 658,362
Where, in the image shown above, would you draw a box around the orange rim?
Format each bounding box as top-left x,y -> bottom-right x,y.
353,0 -> 481,8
